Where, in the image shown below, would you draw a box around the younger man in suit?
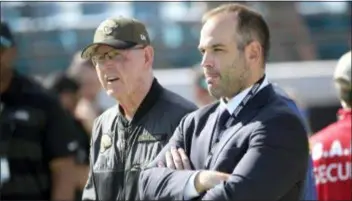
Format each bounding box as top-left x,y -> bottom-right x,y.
139,3 -> 309,201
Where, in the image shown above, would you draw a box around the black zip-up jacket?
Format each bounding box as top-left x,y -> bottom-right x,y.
82,79 -> 197,201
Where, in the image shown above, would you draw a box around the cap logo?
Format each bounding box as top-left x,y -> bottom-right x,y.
97,19 -> 119,36
104,26 -> 114,35
140,34 -> 146,41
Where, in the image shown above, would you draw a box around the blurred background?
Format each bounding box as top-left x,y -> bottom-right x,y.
1,1 -> 351,133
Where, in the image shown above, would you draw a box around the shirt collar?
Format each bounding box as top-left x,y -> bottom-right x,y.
220,76 -> 269,114
118,78 -> 163,124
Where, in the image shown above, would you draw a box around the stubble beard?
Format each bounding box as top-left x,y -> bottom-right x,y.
208,59 -> 249,100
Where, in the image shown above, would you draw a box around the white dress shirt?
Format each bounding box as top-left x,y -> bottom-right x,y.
183,76 -> 269,199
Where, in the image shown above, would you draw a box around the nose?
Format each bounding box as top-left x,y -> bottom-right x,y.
201,52 -> 214,69
98,59 -> 116,71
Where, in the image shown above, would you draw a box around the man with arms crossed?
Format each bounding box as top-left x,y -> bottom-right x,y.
80,17 -> 197,201
139,4 -> 309,201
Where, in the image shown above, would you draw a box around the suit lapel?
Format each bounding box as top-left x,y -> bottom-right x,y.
206,106 -> 222,153
210,84 -> 275,166
191,105 -> 220,168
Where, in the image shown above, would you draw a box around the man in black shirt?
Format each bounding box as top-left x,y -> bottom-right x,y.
44,73 -> 91,201
0,21 -> 80,200
80,17 -> 197,200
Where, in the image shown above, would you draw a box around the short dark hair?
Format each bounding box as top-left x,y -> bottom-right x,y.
44,73 -> 80,94
202,3 -> 270,61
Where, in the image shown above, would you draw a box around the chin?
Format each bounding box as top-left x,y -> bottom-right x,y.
106,89 -> 117,97
208,87 -> 222,100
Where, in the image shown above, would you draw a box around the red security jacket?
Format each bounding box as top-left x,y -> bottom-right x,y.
310,109 -> 351,201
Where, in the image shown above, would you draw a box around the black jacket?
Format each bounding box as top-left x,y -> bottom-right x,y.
82,79 -> 197,201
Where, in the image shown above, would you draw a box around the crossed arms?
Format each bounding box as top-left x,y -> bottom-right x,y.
138,113 -> 309,200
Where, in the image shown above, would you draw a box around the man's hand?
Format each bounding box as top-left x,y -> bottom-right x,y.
158,147 -> 191,170
194,171 -> 231,194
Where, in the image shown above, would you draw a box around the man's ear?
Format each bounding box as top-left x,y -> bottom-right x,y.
144,46 -> 154,68
244,41 -> 261,64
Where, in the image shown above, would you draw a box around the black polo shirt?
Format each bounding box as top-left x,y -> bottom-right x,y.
0,71 -> 81,200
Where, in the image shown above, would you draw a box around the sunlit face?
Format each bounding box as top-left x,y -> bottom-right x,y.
91,45 -> 149,99
198,14 -> 250,99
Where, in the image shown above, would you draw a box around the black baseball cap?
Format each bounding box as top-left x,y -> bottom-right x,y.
0,21 -> 15,48
81,17 -> 150,59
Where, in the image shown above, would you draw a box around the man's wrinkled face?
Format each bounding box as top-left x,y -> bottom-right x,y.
91,45 -> 148,99
198,14 -> 250,99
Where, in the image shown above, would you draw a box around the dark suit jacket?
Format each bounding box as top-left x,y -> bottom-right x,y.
139,84 -> 309,201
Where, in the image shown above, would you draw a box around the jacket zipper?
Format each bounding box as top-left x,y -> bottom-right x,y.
117,127 -> 127,200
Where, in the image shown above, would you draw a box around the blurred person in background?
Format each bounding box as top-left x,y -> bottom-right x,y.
66,52 -> 103,135
0,21 -> 79,201
192,65 -> 216,106
80,17 -> 197,201
310,51 -> 351,201
44,73 -> 81,116
43,73 -> 90,201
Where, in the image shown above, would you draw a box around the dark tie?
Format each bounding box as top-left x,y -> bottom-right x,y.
205,108 -> 232,169
213,108 -> 231,144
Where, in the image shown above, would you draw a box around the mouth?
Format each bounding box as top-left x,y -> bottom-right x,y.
205,73 -> 220,84
106,76 -> 119,83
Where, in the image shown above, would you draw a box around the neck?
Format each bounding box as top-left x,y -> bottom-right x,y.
118,76 -> 154,120
225,70 -> 265,101
0,68 -> 13,94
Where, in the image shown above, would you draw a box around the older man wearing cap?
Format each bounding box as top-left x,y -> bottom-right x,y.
80,17 -> 197,201
310,51 -> 351,201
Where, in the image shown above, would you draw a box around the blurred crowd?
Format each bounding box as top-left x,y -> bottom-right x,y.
0,1 -> 351,74
0,2 -> 351,201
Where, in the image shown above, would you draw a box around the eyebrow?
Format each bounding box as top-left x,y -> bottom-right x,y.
198,43 -> 226,51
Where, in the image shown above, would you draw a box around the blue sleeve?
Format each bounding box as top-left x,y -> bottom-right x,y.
300,156 -> 317,200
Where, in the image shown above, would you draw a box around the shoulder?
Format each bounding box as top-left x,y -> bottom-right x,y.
179,101 -> 219,128
310,121 -> 340,144
94,105 -> 119,127
248,101 -> 309,153
160,88 -> 198,113
262,92 -> 304,122
252,95 -> 308,138
188,101 -> 219,118
90,105 -> 118,141
16,74 -> 63,111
